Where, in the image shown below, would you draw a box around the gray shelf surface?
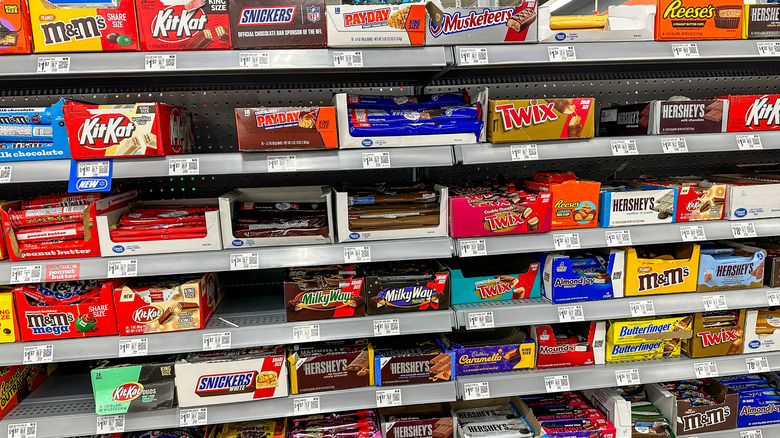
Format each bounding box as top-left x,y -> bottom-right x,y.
699,425 -> 780,437
0,374 -> 456,438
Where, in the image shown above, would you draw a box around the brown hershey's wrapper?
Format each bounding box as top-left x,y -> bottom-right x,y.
289,342 -> 373,393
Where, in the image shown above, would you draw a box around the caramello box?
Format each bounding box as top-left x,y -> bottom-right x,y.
426,0 -> 537,45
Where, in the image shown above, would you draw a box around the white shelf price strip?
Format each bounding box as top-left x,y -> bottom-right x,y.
610,139 -> 638,155
118,338 -> 148,357
661,137 -> 689,153
758,41 -> 780,56
558,305 -> 584,323
77,161 -> 110,177
37,57 -> 70,73
0,165 -> 10,183
96,415 -> 125,434
467,311 -> 495,330
107,259 -> 138,278
553,233 -> 580,250
333,51 -> 363,67
230,253 -> 259,271
694,361 -> 719,378
373,318 -> 400,337
376,389 -> 402,407
680,225 -> 706,241
544,375 -> 571,393
746,356 -> 770,373
629,300 -> 656,317
737,134 -> 763,150
732,222 -> 758,238
169,158 -> 199,175
702,294 -> 727,311
202,332 -> 231,350
293,396 -> 321,415
459,239 -> 487,257
463,382 -> 490,400
615,369 -> 640,386
671,43 -> 699,58
741,430 -> 763,438
7,423 -> 36,438
267,155 -> 297,172
459,47 -> 489,65
548,46 -> 576,62
10,265 -> 42,284
293,324 -> 321,342
145,54 -> 177,70
510,144 -> 539,161
23,345 -> 53,364
344,246 -> 371,263
605,229 -> 632,247
180,408 -> 207,427
239,52 -> 270,68
362,152 -> 390,168
768,290 -> 780,306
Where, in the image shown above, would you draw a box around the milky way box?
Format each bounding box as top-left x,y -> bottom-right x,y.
364,261 -> 450,315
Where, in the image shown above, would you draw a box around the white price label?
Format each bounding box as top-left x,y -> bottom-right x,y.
8,423 -> 37,438
615,369 -> 641,386
680,225 -> 706,241
702,294 -> 727,311
23,345 -> 53,364
344,246 -> 371,263
168,158 -> 199,175
202,332 -> 231,351
467,311 -> 495,330
37,57 -> 70,73
510,144 -> 539,161
758,41 -> 780,56
293,324 -> 321,342
737,134 -> 763,150
267,155 -> 297,172
118,338 -> 148,357
463,382 -> 490,400
671,43 -> 700,58
768,290 -> 780,306
229,252 -> 259,271
741,430 -> 763,438
0,165 -> 11,183
746,356 -> 770,373
605,229 -> 632,247
459,47 -> 489,65
544,375 -> 571,393
179,408 -> 207,427
548,46 -> 576,62
10,265 -> 43,284
107,259 -> 138,278
558,305 -> 584,323
376,389 -> 402,407
731,222 -> 757,238
145,54 -> 177,70
661,137 -> 689,153
553,233 -> 581,250
333,51 -> 363,67
96,415 -> 125,434
293,396 -> 321,415
373,318 -> 400,337
239,52 -> 270,68
694,361 -> 719,378
459,239 -> 487,257
77,161 -> 110,178
610,139 -> 639,155
362,152 -> 391,168
629,300 -> 656,317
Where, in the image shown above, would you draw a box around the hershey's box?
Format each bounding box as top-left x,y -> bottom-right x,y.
426,0 -> 537,45
288,339 -> 374,394
230,0 -> 326,49
598,186 -> 677,227
652,99 -> 728,135
598,102 -> 652,136
743,4 -> 780,39
373,336 -> 453,386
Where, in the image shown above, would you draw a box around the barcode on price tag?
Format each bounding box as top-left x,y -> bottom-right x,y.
661,137 -> 689,153
732,222 -> 757,238
293,396 -> 321,415
10,265 -> 42,284
510,144 -> 539,161
373,318 -> 400,337
78,161 -> 110,178
293,324 -> 321,342
96,415 -> 125,434
37,57 -> 70,73
459,239 -> 487,257
758,41 -> 780,56
229,253 -> 259,270
344,246 -> 371,263
202,332 -> 231,350
694,361 -> 719,378
118,338 -> 148,357
459,47 -> 489,65
467,311 -> 495,330
180,408 -> 207,427
239,52 -> 270,68
145,54 -> 177,70
671,43 -> 699,58
680,225 -> 706,241
0,165 -> 11,183
169,158 -> 199,175
267,155 -> 297,172
333,51 -> 363,67
746,356 -> 770,373
741,430 -> 763,438
463,382 -> 490,400
605,229 -> 632,247
610,139 -> 639,155
768,290 -> 780,306
8,423 -> 37,438
548,46 -> 576,62
558,305 -> 584,323
553,233 -> 581,250
544,375 -> 571,392
629,300 -> 656,317
702,294 -> 727,311
23,345 -> 53,364
107,260 -> 138,278
376,389 -> 402,407
615,369 -> 640,386
362,152 -> 390,168
737,134 -> 763,150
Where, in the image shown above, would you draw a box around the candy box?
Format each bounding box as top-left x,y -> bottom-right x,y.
0,100 -> 72,163
598,102 -> 653,136
287,339 -> 374,394
235,106 -> 337,151
722,94 -> 780,133
230,0 -> 326,49
449,254 -> 541,305
581,388 -> 633,438
598,186 -> 677,227
326,3 -> 426,47
710,175 -> 780,220
532,321 -> 606,369
437,327 -> 535,375
744,308 -> 780,353
136,0 -> 231,51
540,417 -> 617,438
426,0 -> 537,45
0,0 -> 33,55
90,355 -> 179,415
650,180 -> 727,222
743,3 -> 780,39
448,190 -> 552,238
372,336 -> 453,386
697,241 -> 765,292
486,98 -> 595,143
525,178 -> 600,230
0,364 -> 56,421
538,4 -> 655,43
623,243 -> 700,296
605,315 -> 693,362
284,265 -> 366,322
0,288 -> 18,343
681,310 -> 746,358
655,0 -> 742,40
541,249 -> 625,303
381,405 -> 454,438
651,99 -> 728,134
646,379 -> 738,435
735,373 -> 780,427
364,261 -> 450,315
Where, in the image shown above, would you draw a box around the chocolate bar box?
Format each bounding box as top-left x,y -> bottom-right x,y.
438,328 -> 535,375
90,355 -> 179,415
364,261 -> 450,315
288,339 -> 374,394
426,0 -> 537,45
136,0 -> 231,51
230,0 -> 326,49
284,265 -> 366,322
373,336 -> 453,386
598,102 -> 652,136
651,99 -> 728,134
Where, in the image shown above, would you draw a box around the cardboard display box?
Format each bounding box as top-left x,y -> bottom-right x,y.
364,261 -> 450,315
697,241 -> 765,292
230,0 -> 326,49
426,0 -> 537,45
599,186 -> 677,227
0,288 -> 18,343
450,254 -> 541,305
438,328 -> 535,375
743,3 -> 780,39
638,179 -> 727,222
652,99 -> 728,135
532,321 -> 606,369
284,265 -> 365,322
486,98 -> 595,143
373,336 -> 453,386
623,243 -> 700,296
541,249 -> 625,304
137,0 -> 231,51
0,0 -> 33,55
744,308 -> 780,353
582,388 -> 633,438
538,4 -> 655,43
448,190 -> 552,238
0,100 -> 71,163
525,178 -> 601,230
381,405 -> 454,438
598,102 -> 653,137
91,355 -> 179,415
288,339 -> 374,394
646,380 -> 738,435
0,364 -> 56,421
656,0 -> 742,40
606,315 -> 693,362
723,94 -> 780,132
681,310 -> 745,358
235,106 -> 337,151
327,3 -> 426,47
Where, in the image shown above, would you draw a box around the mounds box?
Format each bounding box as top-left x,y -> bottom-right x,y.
681,310 -> 746,358
373,335 -> 453,386
486,98 -> 595,143
0,364 -> 55,421
744,308 -> 780,353
326,3 -> 426,47
743,3 -> 780,39
29,0 -> 139,52
655,0 -> 742,40
90,355 -> 179,415
538,4 -> 655,43
136,0 -> 231,51
235,106 -> 337,151
381,404 -> 454,438
652,99 -> 728,135
697,241 -> 765,292
288,339 -> 374,394
598,102 -> 652,136
438,327 -> 535,375
449,254 -> 541,305
0,0 -> 33,55
646,379 -> 738,435
623,243 -> 700,296
532,321 -> 606,369
541,249 -> 625,304
364,260 -> 450,315
448,189 -> 552,238
598,185 -> 677,228
722,94 -> 780,132
230,0 -> 326,49
425,0 -> 536,45
284,265 -> 366,322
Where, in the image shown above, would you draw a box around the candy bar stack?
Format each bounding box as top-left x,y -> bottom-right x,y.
453,403 -> 533,438
453,177 -> 544,232
523,392 -> 617,438
613,385 -> 673,438
345,184 -> 441,232
288,409 -> 381,438
0,106 -> 54,152
8,193 -> 100,252
232,201 -> 329,238
110,205 -> 217,242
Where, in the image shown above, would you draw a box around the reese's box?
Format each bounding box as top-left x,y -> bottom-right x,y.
0,364 -> 55,421
364,261 -> 450,315
327,3 -> 426,47
0,0 -> 33,55
449,254 -> 541,305
373,336 -> 453,386
623,243 -> 700,296
136,0 -> 231,51
525,172 -> 600,230
655,0 -> 742,40
487,98 -> 595,143
605,315 -> 693,362
438,327 -> 535,375
681,310 -> 745,358
284,265 -> 366,322
235,106 -> 337,151
697,241 -> 766,292
90,355 -> 178,415
230,0 -> 326,49
288,339 -> 374,394
743,3 -> 780,39
29,0 -> 139,52
723,94 -> 780,132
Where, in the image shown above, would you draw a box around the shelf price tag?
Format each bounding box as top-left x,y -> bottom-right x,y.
8,423 -> 37,438
230,253 -> 259,271
757,41 -> 780,56
97,415 -> 125,434
767,290 -> 780,306
629,300 -> 656,317
293,324 -> 321,343
615,369 -> 641,386
293,396 -> 321,415
544,375 -> 571,393
168,158 -> 199,175
376,389 -> 403,407
610,139 -> 639,155
737,134 -> 763,150
373,318 -> 400,337
239,52 -> 270,68
746,356 -> 770,373
459,47 -> 489,65
694,361 -> 719,378
23,345 -> 53,364
118,338 -> 148,357
333,51 -> 363,67
37,56 -> 70,73
145,54 -> 177,70
70,159 -> 113,193
107,259 -> 138,278
459,239 -> 487,257
671,43 -> 699,58
463,382 -> 490,400
553,233 -> 581,250
362,152 -> 391,168
547,46 -> 576,62
605,229 -> 632,247
180,408 -> 207,427
558,305 -> 584,323
202,332 -> 231,351
510,144 -> 539,161
10,265 -> 42,284
680,225 -> 706,241
267,155 -> 297,172
467,311 -> 495,330
731,222 -> 757,238
741,430 -> 763,438
344,246 -> 371,263
0,165 -> 11,183
661,137 -> 689,153
702,294 -> 727,311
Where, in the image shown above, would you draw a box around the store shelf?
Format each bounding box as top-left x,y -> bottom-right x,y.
456,351 -> 780,399
699,425 -> 780,437
0,374 -> 456,438
454,218 -> 780,256
455,131 -> 780,165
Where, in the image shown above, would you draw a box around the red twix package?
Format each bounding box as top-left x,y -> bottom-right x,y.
135,0 -> 231,51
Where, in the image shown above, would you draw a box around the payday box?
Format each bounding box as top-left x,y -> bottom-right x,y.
327,3 -> 426,47
219,186 -> 334,248
98,199 -> 222,257
0,100 -> 71,163
744,308 -> 780,353
582,388 -> 633,438
0,289 -> 19,343
0,364 -> 56,421
437,328 -> 535,375
697,241 -> 765,292
174,347 -> 288,407
137,0 -> 231,51
598,187 -> 677,227
538,4 -> 655,43
426,0 -> 537,45
623,243 -> 700,296
365,262 -> 450,315
448,191 -> 552,238
90,355 -> 178,415
681,310 -> 746,358
335,185 -> 448,243
525,179 -> 601,230
373,336 -> 453,386
532,321 -> 606,369
541,249 -> 625,303
450,254 -> 541,305
381,405 -> 454,438
646,380 -> 738,436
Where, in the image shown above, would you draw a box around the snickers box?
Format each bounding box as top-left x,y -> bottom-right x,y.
235,106 -> 337,151
697,241 -> 766,292
450,254 -> 541,305
652,99 -> 728,134
598,102 -> 652,137
381,405 -> 454,438
288,339 -> 374,394
90,356 -> 179,415
743,4 -> 780,39
0,0 -> 33,55
681,310 -> 746,358
136,0 -> 231,51
425,0 -> 537,45
174,346 -> 288,407
437,328 -> 535,375
230,0 -> 326,49
327,4 -> 426,47
646,380 -> 738,435
486,98 -> 595,143
723,94 -> 780,132
0,364 -> 55,421
373,336 -> 453,386
532,322 -> 606,369
364,261 -> 450,315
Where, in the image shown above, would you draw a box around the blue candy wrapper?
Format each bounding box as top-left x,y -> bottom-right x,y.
349,120 -> 483,136
0,107 -> 52,125
0,124 -> 53,142
347,93 -> 467,110
0,142 -> 54,149
349,106 -> 478,124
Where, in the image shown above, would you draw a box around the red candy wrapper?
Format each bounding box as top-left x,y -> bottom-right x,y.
15,223 -> 84,243
21,194 -> 101,210
9,205 -> 87,228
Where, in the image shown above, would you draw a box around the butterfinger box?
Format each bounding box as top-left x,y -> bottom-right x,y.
235,106 -> 337,151
0,364 -> 55,421
288,339 -> 374,394
655,0 -> 742,40
697,242 -> 765,292
437,328 -> 535,375
646,380 -> 738,435
230,0 -> 326,49
450,254 -> 541,305
0,0 -> 33,55
174,347 -> 288,407
373,336 -> 453,386
681,310 -> 746,358
136,0 -> 231,51
486,98 -> 595,142
723,94 -> 780,132
91,355 -> 178,415
624,243 -> 700,296
327,3 -> 426,47
426,0 -> 537,45
605,315 -> 693,362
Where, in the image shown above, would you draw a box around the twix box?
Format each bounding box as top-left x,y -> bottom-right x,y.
235,107 -> 337,151
0,0 -> 33,55
136,0 -> 231,51
487,98 -> 595,143
681,310 -> 746,358
656,0 -> 742,40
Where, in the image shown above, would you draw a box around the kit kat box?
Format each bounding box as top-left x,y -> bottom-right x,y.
235,107 -> 337,151
723,94 -> 780,132
90,356 -> 178,415
0,0 -> 33,55
136,0 -> 231,51
230,0 -> 326,49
